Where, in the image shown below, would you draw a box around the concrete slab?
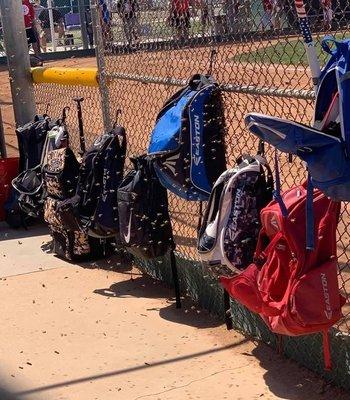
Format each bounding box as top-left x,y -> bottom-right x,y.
0,259 -> 348,400
0,224 -> 348,399
0,223 -> 65,278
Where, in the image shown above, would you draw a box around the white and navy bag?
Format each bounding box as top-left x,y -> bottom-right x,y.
197,155 -> 273,275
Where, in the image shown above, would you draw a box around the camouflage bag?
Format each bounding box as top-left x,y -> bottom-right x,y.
50,226 -> 92,261
43,147 -> 108,261
43,189 -> 88,261
43,147 -> 80,200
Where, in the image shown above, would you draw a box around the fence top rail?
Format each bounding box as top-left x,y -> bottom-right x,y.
32,67 -> 99,87
105,72 -> 315,101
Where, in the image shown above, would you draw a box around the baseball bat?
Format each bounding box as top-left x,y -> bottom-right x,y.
294,0 -> 321,89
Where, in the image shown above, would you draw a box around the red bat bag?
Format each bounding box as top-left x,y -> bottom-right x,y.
221,183 -> 345,370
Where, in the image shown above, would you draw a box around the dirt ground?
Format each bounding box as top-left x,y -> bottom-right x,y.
0,222 -> 349,400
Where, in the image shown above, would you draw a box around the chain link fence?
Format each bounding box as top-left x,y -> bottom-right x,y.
33,0 -> 350,389
34,82 -> 103,151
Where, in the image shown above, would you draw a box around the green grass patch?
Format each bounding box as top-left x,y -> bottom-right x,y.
231,32 -> 350,67
231,39 -> 327,67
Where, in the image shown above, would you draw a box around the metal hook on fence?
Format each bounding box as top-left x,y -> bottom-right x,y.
61,106 -> 70,124
208,48 -> 218,76
113,109 -> 122,128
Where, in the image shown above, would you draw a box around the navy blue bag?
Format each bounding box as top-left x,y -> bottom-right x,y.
245,37 -> 350,202
148,74 -> 226,201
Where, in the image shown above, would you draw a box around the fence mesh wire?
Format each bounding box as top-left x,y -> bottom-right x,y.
33,82 -> 103,152
34,0 -> 350,387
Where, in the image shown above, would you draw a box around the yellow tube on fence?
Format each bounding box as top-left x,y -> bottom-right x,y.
31,67 -> 99,87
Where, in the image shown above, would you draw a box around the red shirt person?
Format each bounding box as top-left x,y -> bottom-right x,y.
22,0 -> 40,57
169,0 -> 191,41
22,0 -> 35,28
171,0 -> 190,14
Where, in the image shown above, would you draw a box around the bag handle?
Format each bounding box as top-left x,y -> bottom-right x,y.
322,35 -> 338,55
257,155 -> 273,194
273,150 -> 288,217
112,109 -> 122,130
321,35 -> 348,56
254,230 -> 284,267
305,172 -> 315,250
188,74 -> 215,90
116,126 -> 127,158
12,167 -> 43,195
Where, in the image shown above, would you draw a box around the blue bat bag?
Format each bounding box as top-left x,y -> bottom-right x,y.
148,74 -> 226,201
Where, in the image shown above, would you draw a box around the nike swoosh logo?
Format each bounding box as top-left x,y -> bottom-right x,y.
124,211 -> 132,244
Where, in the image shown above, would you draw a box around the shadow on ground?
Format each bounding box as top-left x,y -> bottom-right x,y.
0,223 -> 49,242
94,275 -> 222,329
251,345 -> 348,400
0,388 -> 18,400
40,238 -> 135,274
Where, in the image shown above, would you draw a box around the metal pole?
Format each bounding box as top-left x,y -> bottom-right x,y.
0,108 -> 7,158
78,0 -> 89,49
73,97 -> 86,153
0,0 -> 36,127
47,0 -> 57,52
90,0 -> 112,131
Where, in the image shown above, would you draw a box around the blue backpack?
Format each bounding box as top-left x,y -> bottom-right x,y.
245,37 -> 350,202
148,74 -> 226,201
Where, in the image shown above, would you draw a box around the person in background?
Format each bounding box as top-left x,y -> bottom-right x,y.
199,0 -> 210,36
116,0 -> 139,46
168,0 -> 191,42
321,0 -> 333,30
32,0 -> 45,52
271,0 -> 281,29
38,1 -> 65,52
98,0 -> 113,43
33,0 -> 44,20
280,0 -> 298,29
85,6 -> 94,47
260,0 -> 281,30
22,0 -> 41,57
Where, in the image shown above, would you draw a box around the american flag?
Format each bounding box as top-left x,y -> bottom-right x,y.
295,0 -> 313,44
299,17 -> 313,44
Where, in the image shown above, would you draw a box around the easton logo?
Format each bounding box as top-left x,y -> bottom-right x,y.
227,188 -> 244,240
321,273 -> 333,320
270,214 -> 279,231
164,153 -> 180,175
193,114 -> 201,166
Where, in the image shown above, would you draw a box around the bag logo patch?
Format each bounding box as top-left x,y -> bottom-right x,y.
124,211 -> 132,244
193,114 -> 201,166
164,153 -> 180,175
270,214 -> 279,231
321,272 -> 333,320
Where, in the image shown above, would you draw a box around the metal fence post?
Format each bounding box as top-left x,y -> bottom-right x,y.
0,108 -> 7,158
0,0 -> 36,127
78,0 -> 89,50
90,0 -> 112,132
